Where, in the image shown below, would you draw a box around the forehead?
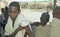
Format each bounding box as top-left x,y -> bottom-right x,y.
40,15 -> 49,20
9,6 -> 17,10
41,17 -> 47,20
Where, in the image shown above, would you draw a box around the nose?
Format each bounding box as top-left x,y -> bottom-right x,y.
41,20 -> 47,26
11,12 -> 13,16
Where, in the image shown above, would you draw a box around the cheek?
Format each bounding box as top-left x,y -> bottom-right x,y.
12,13 -> 18,19
14,13 -> 18,16
41,20 -> 47,24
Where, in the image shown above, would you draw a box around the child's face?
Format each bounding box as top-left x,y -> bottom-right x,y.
40,17 -> 49,26
9,6 -> 19,20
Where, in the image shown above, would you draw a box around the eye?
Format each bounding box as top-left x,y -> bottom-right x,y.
14,11 -> 17,13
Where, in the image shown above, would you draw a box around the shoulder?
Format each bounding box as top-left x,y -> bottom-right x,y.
31,22 -> 40,26
19,13 -> 30,27
19,13 -> 27,20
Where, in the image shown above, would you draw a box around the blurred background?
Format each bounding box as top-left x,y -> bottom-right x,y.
1,0 -> 60,37
0,0 -> 56,24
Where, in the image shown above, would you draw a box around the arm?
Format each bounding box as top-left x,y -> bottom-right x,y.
7,25 -> 24,37
24,26 -> 34,37
31,22 -> 40,26
8,29 -> 18,37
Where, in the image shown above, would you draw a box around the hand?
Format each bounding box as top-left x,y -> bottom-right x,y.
17,25 -> 24,31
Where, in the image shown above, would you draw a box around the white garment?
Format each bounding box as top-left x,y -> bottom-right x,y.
5,13 -> 30,37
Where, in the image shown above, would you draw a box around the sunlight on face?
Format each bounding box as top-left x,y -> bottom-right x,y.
9,6 -> 19,20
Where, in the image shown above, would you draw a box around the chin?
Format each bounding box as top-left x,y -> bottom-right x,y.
41,24 -> 46,26
11,17 -> 14,20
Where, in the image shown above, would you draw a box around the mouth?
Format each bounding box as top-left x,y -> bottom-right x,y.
41,22 -> 46,26
10,16 -> 15,20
